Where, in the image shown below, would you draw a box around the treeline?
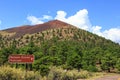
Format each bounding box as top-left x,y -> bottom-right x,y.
0,38 -> 120,76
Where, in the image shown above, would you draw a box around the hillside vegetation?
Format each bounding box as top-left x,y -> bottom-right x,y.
0,20 -> 120,79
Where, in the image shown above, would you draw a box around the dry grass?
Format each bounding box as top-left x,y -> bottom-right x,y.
0,31 -> 15,37
47,66 -> 94,80
0,66 -> 117,80
0,65 -> 41,80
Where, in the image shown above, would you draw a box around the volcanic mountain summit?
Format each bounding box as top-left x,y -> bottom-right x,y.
2,20 -> 76,38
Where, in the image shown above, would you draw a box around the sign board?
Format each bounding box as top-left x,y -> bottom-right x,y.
8,54 -> 34,63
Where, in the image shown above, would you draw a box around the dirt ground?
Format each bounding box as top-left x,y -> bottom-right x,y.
95,75 -> 120,80
78,74 -> 120,80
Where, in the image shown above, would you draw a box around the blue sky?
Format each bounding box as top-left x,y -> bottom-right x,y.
0,0 -> 120,44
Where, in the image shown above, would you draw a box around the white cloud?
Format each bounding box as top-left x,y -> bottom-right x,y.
27,15 -> 52,25
27,16 -> 44,24
91,26 -> 103,36
43,15 -> 52,20
55,11 -> 67,21
91,26 -> 120,44
102,28 -> 120,43
55,9 -> 91,30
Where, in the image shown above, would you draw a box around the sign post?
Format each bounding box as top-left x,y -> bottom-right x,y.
8,54 -> 34,63
8,54 -> 34,80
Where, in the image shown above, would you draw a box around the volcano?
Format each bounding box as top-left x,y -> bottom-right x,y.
2,20 -> 76,38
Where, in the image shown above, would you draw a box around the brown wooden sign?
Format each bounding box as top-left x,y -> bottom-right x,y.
8,54 -> 34,63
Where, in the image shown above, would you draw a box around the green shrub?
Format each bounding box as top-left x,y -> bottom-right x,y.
87,65 -> 98,72
39,65 -> 50,77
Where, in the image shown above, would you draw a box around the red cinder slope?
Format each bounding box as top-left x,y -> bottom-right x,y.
3,20 -> 75,38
